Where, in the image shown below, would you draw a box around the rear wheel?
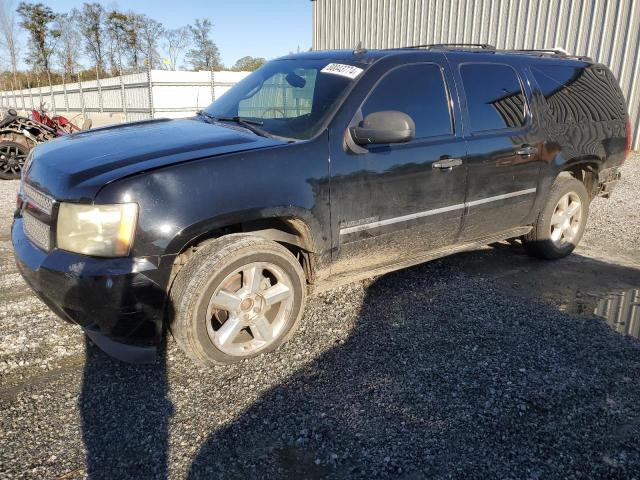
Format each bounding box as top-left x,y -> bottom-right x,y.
169,235 -> 306,366
522,175 -> 590,259
0,134 -> 32,180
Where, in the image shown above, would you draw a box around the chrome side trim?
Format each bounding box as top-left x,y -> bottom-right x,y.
340,202 -> 466,235
465,188 -> 537,207
339,188 -> 537,235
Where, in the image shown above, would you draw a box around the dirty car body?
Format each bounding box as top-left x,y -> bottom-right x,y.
12,47 -> 630,363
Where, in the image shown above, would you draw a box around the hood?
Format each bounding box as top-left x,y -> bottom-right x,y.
25,117 -> 284,201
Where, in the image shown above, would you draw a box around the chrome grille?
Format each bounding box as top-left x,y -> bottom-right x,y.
23,212 -> 51,251
23,184 -> 54,215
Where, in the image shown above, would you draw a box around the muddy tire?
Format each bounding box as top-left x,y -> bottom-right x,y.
522,175 -> 590,260
169,235 -> 307,367
0,133 -> 32,180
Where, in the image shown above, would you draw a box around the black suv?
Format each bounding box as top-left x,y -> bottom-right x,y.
12,45 -> 631,365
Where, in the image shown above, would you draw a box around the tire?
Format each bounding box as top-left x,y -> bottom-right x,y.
169,234 -> 307,367
0,133 -> 32,180
522,175 -> 590,260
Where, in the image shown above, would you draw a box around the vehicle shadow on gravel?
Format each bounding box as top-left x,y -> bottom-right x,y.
77,294 -> 174,479
187,247 -> 640,479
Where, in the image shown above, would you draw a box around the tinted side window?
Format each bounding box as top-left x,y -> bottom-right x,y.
461,64 -> 526,132
531,65 -> 626,122
361,63 -> 452,139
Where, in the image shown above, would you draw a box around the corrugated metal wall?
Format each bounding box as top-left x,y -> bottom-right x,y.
312,0 -> 640,149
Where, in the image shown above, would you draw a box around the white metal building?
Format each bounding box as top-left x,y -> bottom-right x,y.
312,0 -> 640,149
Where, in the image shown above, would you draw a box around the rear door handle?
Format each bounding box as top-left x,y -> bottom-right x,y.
516,145 -> 538,157
432,158 -> 463,170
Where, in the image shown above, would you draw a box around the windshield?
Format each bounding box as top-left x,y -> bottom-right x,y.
204,58 -> 364,140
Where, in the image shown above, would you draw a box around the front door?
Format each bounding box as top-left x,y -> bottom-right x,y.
328,59 -> 467,278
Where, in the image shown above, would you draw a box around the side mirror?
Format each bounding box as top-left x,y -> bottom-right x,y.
350,110 -> 415,146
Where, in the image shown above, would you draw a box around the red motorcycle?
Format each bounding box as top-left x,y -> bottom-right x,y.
31,103 -> 91,135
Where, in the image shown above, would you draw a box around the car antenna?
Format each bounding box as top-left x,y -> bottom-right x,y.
353,41 -> 367,55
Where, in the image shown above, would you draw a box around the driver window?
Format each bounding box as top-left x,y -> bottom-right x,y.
238,69 -> 317,119
361,63 -> 453,139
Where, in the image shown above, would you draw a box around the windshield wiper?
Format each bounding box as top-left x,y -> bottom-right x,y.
215,115 -> 264,126
214,116 -> 276,139
197,111 -> 278,140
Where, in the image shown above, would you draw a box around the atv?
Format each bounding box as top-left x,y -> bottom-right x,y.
0,107 -> 90,180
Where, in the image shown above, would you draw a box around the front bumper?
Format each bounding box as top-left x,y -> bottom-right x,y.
12,218 -> 166,363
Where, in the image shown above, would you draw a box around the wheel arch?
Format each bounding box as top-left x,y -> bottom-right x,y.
164,207 -> 324,287
558,155 -> 602,198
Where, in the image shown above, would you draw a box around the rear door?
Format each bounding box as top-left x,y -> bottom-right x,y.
328,57 -> 467,277
450,60 -> 544,240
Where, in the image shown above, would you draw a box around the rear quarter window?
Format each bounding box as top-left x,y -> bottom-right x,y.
460,63 -> 527,133
531,65 -> 626,123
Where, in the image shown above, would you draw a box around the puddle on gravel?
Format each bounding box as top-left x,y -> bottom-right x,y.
562,288 -> 640,338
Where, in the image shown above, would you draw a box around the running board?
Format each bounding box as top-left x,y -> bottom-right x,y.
313,226 -> 532,293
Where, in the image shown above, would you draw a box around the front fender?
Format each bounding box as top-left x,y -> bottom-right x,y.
95,135 -> 331,264
163,206 -> 325,257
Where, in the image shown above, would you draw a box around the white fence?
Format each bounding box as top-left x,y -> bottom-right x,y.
0,70 -> 250,127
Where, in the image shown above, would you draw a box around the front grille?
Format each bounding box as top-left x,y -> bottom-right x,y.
23,212 -> 51,251
23,184 -> 54,215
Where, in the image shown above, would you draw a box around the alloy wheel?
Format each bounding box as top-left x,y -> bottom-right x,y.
0,144 -> 28,177
206,261 -> 294,356
550,192 -> 582,247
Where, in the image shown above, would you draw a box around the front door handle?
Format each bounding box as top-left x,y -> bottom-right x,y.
516,145 -> 538,157
432,158 -> 463,170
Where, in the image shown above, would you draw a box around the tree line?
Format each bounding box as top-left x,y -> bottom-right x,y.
0,1 -> 267,90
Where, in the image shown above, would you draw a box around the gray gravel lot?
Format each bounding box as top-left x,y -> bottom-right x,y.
1,156 -> 640,479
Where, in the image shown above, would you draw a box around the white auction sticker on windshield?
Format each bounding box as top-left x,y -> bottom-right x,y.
321,63 -> 364,79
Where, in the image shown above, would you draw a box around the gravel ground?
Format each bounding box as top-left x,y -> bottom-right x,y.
1,156 -> 640,479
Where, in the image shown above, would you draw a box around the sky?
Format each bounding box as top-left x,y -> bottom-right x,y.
12,0 -> 313,68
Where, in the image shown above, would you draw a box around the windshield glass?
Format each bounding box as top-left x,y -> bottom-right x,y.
204,58 -> 364,140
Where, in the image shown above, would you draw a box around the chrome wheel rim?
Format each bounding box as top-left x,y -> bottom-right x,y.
206,262 -> 294,356
0,144 -> 27,175
550,192 -> 582,247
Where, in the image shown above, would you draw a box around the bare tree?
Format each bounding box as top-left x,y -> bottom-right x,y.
139,15 -> 165,69
186,19 -> 221,71
0,0 -> 20,86
54,13 -> 82,78
164,27 -> 191,70
106,10 -> 159,73
123,12 -> 144,72
75,2 -> 106,75
17,2 -> 60,76
105,10 -> 129,76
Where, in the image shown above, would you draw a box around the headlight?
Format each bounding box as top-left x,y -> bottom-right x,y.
57,203 -> 138,257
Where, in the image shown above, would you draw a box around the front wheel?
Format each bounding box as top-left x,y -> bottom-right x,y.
522,175 -> 590,259
169,235 -> 307,367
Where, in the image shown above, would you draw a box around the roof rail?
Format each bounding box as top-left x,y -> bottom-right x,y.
429,43 -> 496,50
505,48 -> 568,56
395,43 -> 496,50
387,44 -> 592,61
501,48 -> 592,61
